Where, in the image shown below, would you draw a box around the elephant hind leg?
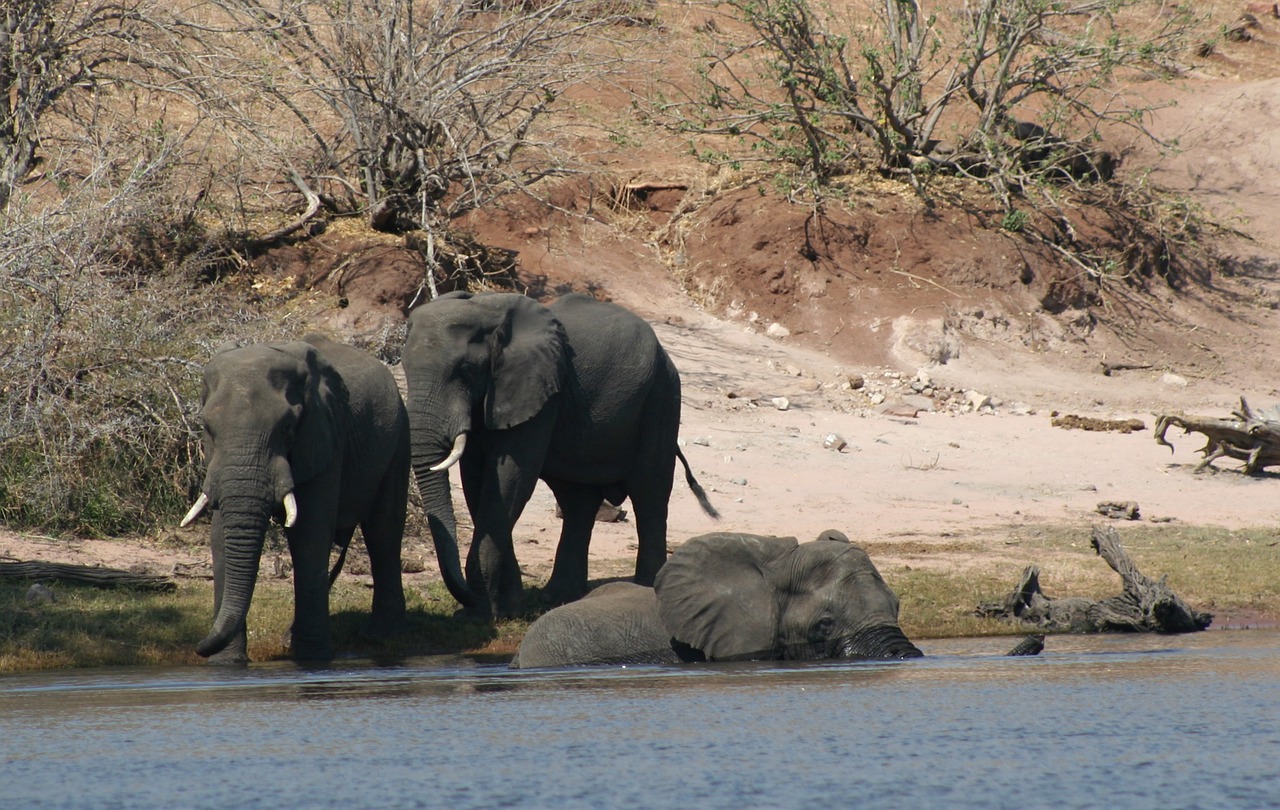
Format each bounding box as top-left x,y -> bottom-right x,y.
358,458 -> 409,637
627,455 -> 677,587
543,482 -> 605,605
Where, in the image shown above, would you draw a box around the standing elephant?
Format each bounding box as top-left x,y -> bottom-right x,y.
181,335 -> 409,662
401,291 -> 717,619
511,530 -> 924,668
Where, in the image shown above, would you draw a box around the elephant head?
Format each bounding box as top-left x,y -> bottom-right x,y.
654,531 -> 923,661
182,341 -> 341,658
401,292 -> 567,610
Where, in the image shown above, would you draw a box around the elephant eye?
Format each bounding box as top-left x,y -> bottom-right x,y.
810,616 -> 835,642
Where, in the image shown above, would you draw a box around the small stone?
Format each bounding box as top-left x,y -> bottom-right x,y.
823,433 -> 848,451
1160,373 -> 1189,388
965,390 -> 992,410
692,436 -> 712,446
847,374 -> 866,390
784,364 -> 803,377
869,392 -> 886,405
772,397 -> 790,411
730,477 -> 748,486
766,323 -> 791,338
25,583 -> 56,605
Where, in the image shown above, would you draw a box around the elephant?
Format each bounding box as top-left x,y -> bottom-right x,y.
180,335 -> 409,662
401,291 -> 718,619
511,530 -> 925,668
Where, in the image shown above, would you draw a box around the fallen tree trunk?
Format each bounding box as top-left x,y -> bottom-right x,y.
0,560 -> 176,592
1154,396 -> 1280,474
975,526 -> 1212,633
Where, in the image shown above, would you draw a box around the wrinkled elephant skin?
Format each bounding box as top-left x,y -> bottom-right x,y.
185,335 -> 409,662
513,530 -> 923,668
401,292 -> 717,619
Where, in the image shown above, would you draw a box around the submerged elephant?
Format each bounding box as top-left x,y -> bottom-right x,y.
181,335 -> 409,662
511,530 -> 924,668
401,291 -> 718,619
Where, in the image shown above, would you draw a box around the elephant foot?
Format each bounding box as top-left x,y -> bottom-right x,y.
541,578 -> 588,607
287,628 -> 334,661
291,643 -> 335,662
452,604 -> 494,623
204,633 -> 249,665
206,647 -> 249,666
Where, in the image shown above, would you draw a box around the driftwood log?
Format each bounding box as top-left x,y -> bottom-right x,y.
1154,396 -> 1280,474
0,560 -> 176,592
976,526 -> 1212,633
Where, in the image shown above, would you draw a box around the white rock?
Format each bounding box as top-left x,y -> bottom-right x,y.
965,390 -> 992,410
766,323 -> 791,338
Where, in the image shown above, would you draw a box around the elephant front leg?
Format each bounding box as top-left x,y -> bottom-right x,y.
287,523 -> 335,661
465,448 -> 542,619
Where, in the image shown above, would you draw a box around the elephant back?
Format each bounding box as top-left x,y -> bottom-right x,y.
513,582 -> 678,669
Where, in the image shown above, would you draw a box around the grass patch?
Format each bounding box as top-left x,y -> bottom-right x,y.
0,580 -> 210,671
0,577 -> 512,672
882,523 -> 1280,639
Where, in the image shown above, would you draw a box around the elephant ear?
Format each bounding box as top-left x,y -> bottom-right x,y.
654,532 -> 799,661
484,295 -> 566,430
285,343 -> 341,484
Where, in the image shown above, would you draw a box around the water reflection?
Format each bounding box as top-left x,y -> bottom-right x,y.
1,631 -> 1277,810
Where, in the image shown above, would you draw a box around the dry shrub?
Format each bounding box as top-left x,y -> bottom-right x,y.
0,142 -> 275,535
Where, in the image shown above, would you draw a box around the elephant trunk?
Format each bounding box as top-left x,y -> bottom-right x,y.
412,455 -> 476,610
196,493 -> 269,658
842,623 -> 924,660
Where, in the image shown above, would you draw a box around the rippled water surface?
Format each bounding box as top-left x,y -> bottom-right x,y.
2,630 -> 1277,810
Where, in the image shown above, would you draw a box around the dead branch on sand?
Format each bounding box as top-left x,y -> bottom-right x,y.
0,560 -> 176,592
1154,396 -> 1280,474
975,526 -> 1212,633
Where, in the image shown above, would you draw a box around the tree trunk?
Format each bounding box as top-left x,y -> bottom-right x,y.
976,526 -> 1213,633
0,560 -> 175,591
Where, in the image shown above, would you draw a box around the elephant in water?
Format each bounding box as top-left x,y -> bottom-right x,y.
511,530 -> 924,668
181,335 -> 409,662
400,291 -> 718,620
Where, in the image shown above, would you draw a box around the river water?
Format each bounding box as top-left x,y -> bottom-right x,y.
1,630 -> 1277,810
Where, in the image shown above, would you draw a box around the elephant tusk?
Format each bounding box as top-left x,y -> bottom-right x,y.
429,433 -> 467,472
179,493 -> 209,528
282,492 -> 298,528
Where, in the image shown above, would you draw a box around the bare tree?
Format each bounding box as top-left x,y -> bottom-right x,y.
668,0 -> 1189,203
0,0 -> 205,212
197,0 -> 641,236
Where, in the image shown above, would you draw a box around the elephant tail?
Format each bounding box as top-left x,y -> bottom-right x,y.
327,539 -> 351,588
677,447 -> 720,520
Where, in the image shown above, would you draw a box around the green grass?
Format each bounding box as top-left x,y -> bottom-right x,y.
0,577 -> 510,672
881,523 -> 1280,638
2,522 -> 1276,671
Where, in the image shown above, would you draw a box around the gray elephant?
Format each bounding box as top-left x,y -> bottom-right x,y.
401,291 -> 718,619
511,530 -> 924,668
181,335 -> 409,662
